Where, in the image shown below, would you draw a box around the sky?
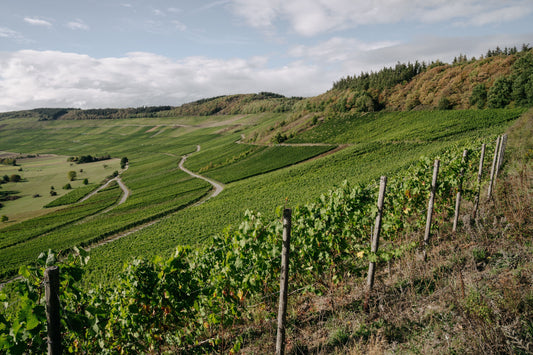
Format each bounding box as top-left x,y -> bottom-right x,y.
0,0 -> 532,112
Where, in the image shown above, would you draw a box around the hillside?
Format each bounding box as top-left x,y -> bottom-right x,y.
0,45 -> 532,354
1,106 -> 530,353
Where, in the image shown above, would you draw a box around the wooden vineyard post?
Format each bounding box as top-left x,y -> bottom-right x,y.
452,149 -> 468,233
45,266 -> 61,355
496,133 -> 508,174
276,208 -> 292,355
423,160 -> 440,262
487,136 -> 501,202
364,176 -> 387,312
472,143 -> 485,220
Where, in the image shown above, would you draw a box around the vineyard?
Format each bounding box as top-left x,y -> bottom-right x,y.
0,107 -> 531,353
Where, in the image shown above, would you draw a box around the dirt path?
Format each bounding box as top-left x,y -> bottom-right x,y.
80,164 -> 130,205
178,145 -> 225,204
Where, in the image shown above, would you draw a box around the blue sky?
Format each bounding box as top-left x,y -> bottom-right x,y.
1,0 -> 532,112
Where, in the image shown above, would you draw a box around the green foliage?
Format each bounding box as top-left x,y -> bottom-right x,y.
45,184 -> 97,208
470,84 -> 487,109
83,178 -> 89,185
9,174 -> 21,183
289,109 -> 524,145
1,215 -> 7,222
0,141 -> 492,352
488,77 -> 513,108
272,132 -> 288,144
120,157 -> 128,169
0,187 -> 122,279
333,61 -> 427,92
438,97 -> 453,110
0,158 -> 16,166
202,145 -> 335,184
63,183 -> 72,190
67,170 -> 77,181
68,154 -> 111,164
510,50 -> 533,106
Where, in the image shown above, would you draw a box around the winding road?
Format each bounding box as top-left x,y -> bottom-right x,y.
80,165 -> 130,206
178,145 -> 224,204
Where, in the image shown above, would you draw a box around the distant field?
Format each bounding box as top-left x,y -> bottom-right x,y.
0,153 -> 120,222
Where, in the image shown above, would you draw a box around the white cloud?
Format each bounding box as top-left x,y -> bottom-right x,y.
24,17 -> 53,27
291,32 -> 533,77
0,50 -> 328,112
172,20 -> 187,31
1,31 -> 530,112
229,0 -> 533,36
290,37 -> 400,64
0,27 -> 23,39
66,19 -> 89,30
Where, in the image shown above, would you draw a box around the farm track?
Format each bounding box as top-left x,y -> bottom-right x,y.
80,145 -> 224,251
178,145 -> 225,203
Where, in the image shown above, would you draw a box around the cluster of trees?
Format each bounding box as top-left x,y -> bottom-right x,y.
33,108 -> 70,121
67,154 -> 110,164
1,174 -> 21,183
120,157 -> 128,169
327,44 -> 533,113
333,61 -> 428,92
59,106 -> 174,120
0,158 -> 16,166
164,93 -> 303,116
484,45 -> 530,58
470,49 -> 533,109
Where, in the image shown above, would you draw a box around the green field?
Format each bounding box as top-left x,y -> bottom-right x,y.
0,109 -> 525,283
0,154 -> 121,221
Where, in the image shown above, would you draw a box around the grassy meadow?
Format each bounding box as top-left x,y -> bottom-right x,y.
0,153 -> 120,221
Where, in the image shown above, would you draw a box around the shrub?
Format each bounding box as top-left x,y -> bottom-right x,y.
488,76 -> 512,108
1,215 -> 8,222
63,183 -> 72,190
121,157 -> 129,169
9,174 -> 21,182
470,84 -> 487,109
68,171 -> 77,181
438,97 -> 453,110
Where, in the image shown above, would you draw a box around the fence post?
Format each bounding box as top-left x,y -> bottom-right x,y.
487,136 -> 501,201
276,208 -> 292,355
364,176 -> 387,311
45,266 -> 61,355
497,133 -> 508,173
423,160 -> 440,262
472,143 -> 485,220
452,149 -> 468,233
